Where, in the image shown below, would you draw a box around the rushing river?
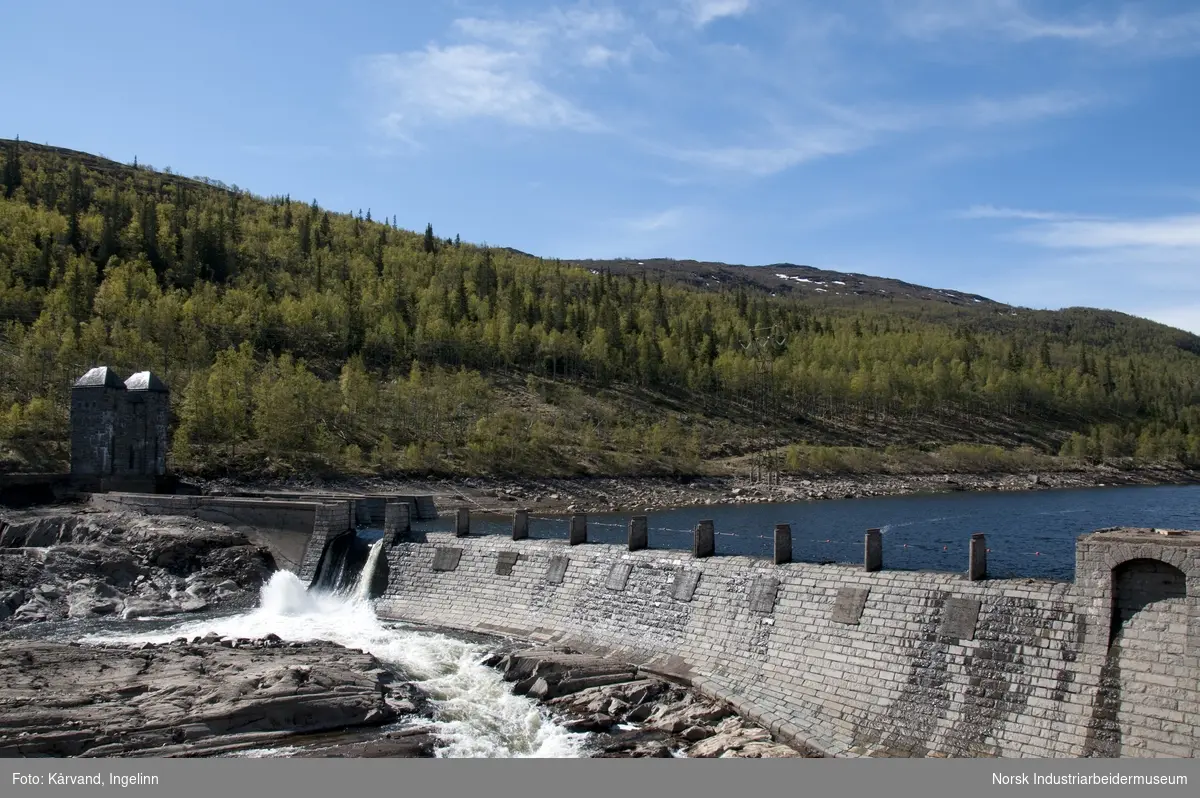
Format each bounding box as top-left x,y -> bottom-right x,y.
77,572 -> 586,758
415,484 -> 1200,580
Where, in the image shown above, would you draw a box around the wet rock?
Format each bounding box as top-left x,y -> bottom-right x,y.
121,599 -> 174,619
563,714 -> 615,733
0,639 -> 414,757
0,509 -> 275,631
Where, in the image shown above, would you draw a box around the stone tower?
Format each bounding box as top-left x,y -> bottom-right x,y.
69,366 -> 170,484
69,366 -> 126,477
119,371 -> 169,478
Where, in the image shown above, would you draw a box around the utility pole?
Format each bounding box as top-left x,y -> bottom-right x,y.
743,324 -> 787,486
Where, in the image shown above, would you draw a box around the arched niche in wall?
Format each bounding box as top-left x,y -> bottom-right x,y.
1108,557 -> 1187,646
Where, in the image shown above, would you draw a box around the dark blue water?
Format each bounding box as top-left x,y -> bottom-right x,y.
407,485 -> 1200,581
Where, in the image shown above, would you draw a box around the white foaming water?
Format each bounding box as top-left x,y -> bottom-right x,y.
352,539 -> 386,602
82,571 -> 584,758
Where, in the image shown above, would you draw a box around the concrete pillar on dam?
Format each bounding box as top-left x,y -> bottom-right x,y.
629,516 -> 648,551
455,508 -> 470,537
774,524 -> 792,565
968,533 -> 987,581
512,510 -> 529,540
865,528 -> 883,572
384,502 -> 410,545
694,520 -> 715,559
569,514 -> 587,546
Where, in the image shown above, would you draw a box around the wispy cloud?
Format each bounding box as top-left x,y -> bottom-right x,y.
1011,214 -> 1200,250
665,127 -> 874,176
363,46 -> 599,135
683,0 -> 754,27
664,89 -> 1103,176
625,206 -> 694,232
957,204 -> 1099,221
965,207 -> 1200,331
361,4 -> 651,139
888,0 -> 1200,57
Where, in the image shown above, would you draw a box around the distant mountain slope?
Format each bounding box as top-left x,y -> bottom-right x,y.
1,137 -> 1198,478
564,257 -> 998,308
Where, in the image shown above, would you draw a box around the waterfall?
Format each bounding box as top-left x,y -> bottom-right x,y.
82,571 -> 585,757
352,539 -> 386,602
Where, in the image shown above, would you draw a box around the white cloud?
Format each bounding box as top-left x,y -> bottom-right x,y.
665,89 -> 1101,176
957,204 -> 1099,221
362,4 -> 653,138
364,46 -> 598,133
1012,214 -> 1200,250
888,0 -> 1200,56
667,128 -> 873,176
684,0 -> 753,27
626,207 -> 693,232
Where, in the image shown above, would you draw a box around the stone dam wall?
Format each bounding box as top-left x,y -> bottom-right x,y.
375,528 -> 1199,758
90,493 -> 354,576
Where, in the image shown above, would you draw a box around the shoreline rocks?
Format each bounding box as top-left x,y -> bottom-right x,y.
490,647 -> 816,758
0,510 -> 274,630
197,464 -> 1199,517
0,638 -> 429,757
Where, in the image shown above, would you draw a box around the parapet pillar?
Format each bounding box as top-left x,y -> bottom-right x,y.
774,524 -> 792,565
455,508 -> 470,537
968,533 -> 987,581
864,528 -> 882,572
384,501 -> 411,546
569,514 -> 587,546
694,520 -> 715,559
512,509 -> 529,541
629,516 -> 648,551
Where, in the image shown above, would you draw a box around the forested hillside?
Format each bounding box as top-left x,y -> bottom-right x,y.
2,138 -> 1199,478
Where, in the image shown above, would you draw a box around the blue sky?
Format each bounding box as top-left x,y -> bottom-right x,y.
6,0 -> 1200,331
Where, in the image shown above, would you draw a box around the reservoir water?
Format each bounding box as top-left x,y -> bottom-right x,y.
413,484 -> 1200,580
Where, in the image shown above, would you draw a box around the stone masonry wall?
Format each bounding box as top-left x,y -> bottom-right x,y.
376,531 -> 1199,758
88,493 -> 354,577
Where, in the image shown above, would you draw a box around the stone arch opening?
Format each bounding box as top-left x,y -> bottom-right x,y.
1109,557 -> 1187,646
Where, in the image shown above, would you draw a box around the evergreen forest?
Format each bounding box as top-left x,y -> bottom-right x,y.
3,138 -> 1200,479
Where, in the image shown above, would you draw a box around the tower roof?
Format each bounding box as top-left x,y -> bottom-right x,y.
74,366 -> 125,389
125,371 -> 168,392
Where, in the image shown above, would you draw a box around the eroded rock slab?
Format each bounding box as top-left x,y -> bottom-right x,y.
0,638 -> 425,757
0,509 -> 275,629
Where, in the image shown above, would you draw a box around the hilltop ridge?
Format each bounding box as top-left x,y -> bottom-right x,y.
1,137 -> 1198,480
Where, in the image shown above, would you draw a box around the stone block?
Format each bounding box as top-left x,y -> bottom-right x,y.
865,528 -> 882,572
455,508 -> 470,537
569,514 -> 587,546
673,570 -> 701,602
940,597 -> 981,640
629,516 -> 648,551
832,587 -> 870,625
968,533 -> 987,581
546,556 -> 569,585
496,551 -> 519,576
384,501 -> 410,545
512,510 -> 529,541
750,577 -> 780,614
774,524 -> 793,565
431,547 -> 463,572
694,520 -> 715,559
606,562 -> 633,591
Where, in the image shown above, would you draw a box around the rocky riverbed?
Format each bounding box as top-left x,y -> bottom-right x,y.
0,509 -> 274,629
0,636 -> 433,757
0,507 -> 807,759
488,647 -> 815,758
